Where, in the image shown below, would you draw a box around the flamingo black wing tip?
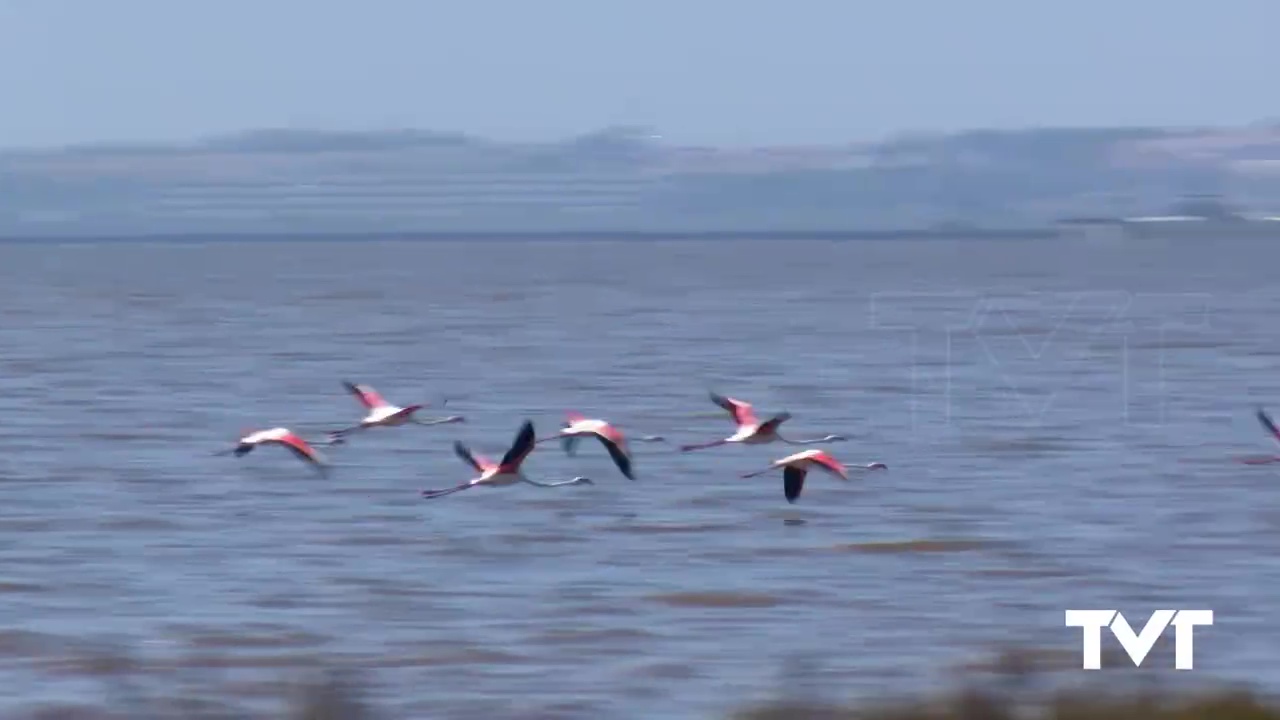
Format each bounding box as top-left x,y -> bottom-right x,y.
514,419 -> 536,447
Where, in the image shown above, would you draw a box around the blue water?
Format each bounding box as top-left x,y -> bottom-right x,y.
0,237 -> 1278,718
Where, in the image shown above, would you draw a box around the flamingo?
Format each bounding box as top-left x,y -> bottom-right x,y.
1239,407 -> 1280,464
421,420 -> 594,499
534,412 -> 666,480
740,449 -> 887,503
679,392 -> 847,452
331,380 -> 463,438
212,427 -> 331,476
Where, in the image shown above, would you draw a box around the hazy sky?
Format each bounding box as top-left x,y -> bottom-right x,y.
0,0 -> 1275,148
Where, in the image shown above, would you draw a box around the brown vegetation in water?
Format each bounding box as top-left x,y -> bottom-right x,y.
733,689 -> 1280,720
734,647 -> 1280,720
9,647 -> 1280,719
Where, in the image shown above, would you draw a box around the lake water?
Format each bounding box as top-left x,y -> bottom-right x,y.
1,236 -> 1279,718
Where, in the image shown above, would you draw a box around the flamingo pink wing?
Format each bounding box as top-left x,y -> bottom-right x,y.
810,451 -> 848,480
344,381 -> 389,409
710,392 -> 758,426
454,441 -> 496,472
1239,455 -> 1280,465
596,421 -> 625,445
277,433 -> 322,464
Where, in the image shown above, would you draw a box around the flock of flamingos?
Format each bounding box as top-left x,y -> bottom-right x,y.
212,381 -> 890,504
215,381 -> 1280,503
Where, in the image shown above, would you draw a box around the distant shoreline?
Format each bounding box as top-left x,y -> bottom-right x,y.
4,124 -> 1278,242
0,228 -> 1062,244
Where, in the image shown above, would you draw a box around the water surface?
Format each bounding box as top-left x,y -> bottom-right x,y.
0,237 -> 1278,718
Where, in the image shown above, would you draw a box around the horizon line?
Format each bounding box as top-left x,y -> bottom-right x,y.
5,118 -> 1279,154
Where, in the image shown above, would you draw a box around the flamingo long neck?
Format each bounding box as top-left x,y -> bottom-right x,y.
521,476 -> 582,487
680,439 -> 727,452
780,435 -> 836,445
413,416 -> 460,426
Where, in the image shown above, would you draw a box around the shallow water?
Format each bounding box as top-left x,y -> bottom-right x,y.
1,236 -> 1279,718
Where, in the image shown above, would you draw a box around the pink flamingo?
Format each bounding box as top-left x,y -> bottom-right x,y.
212,427 -> 331,476
331,380 -> 463,438
680,392 -> 846,452
740,449 -> 886,503
535,412 -> 668,480
421,420 -> 593,499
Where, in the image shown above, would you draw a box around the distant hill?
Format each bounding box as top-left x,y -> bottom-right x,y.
2,123 -> 1279,237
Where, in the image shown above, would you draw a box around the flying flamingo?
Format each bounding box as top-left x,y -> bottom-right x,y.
534,412 -> 666,480
331,380 -> 463,438
212,427 -> 331,476
679,392 -> 847,452
421,420 -> 594,499
740,449 -> 887,503
1239,407 -> 1280,464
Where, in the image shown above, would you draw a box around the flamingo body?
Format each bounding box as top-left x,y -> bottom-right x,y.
543,412 -> 636,480
741,449 -> 886,503
219,427 -> 329,475
334,380 -> 463,436
680,392 -> 846,452
421,420 -> 593,499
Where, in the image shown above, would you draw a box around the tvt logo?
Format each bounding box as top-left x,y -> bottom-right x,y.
1065,610 -> 1213,669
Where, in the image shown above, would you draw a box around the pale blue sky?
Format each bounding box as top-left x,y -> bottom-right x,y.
0,0 -> 1275,148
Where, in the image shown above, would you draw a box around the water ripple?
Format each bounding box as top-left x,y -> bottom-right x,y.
0,237 -> 1277,718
